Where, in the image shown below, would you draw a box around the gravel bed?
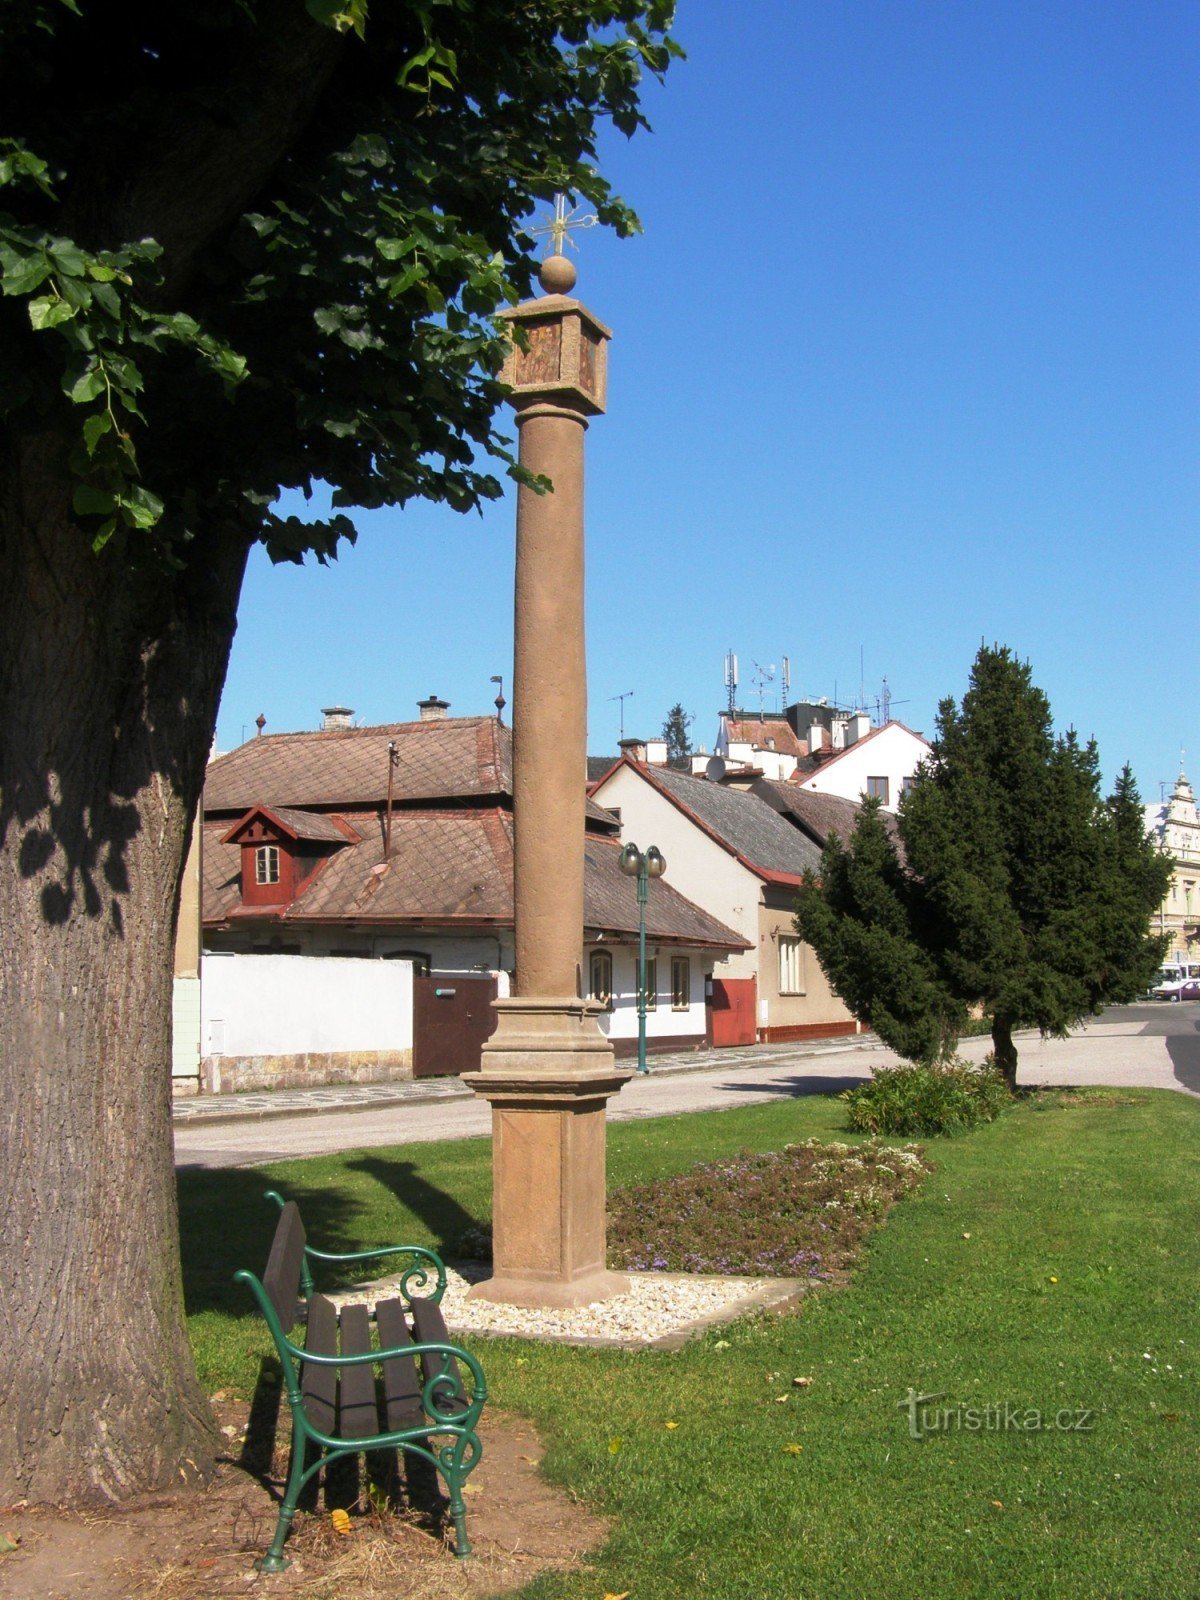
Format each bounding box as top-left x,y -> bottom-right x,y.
335,1262 -> 800,1348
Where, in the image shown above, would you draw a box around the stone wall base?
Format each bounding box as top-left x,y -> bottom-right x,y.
609,1033 -> 705,1061
758,1020 -> 861,1044
199,1050 -> 414,1095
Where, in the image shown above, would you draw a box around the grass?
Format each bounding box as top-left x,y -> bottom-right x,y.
179,1087 -> 1200,1599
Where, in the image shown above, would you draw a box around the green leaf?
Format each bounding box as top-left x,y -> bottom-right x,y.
28,294 -> 75,329
82,411 -> 112,455
2,257 -> 51,296
72,484 -> 117,517
66,367 -> 105,404
119,484 -> 164,529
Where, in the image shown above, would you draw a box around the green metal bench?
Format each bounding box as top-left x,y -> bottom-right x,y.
235,1189 -> 486,1569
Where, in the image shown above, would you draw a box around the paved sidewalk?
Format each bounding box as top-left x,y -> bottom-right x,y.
171,1034 -> 882,1126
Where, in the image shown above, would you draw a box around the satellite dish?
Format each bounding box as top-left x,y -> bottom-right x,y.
705,756 -> 727,783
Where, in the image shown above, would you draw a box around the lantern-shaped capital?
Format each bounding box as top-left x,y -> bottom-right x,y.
501,294 -> 611,416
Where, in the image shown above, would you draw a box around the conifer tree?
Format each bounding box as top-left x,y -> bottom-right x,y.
796,646 -> 1170,1089
661,702 -> 694,768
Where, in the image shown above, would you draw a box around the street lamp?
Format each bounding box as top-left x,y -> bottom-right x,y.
618,841 -> 666,1074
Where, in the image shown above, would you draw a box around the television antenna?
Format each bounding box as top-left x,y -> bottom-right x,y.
609,689 -> 634,741
751,660 -> 776,721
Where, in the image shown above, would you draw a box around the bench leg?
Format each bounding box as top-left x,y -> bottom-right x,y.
256,1428 -> 312,1573
446,1479 -> 472,1559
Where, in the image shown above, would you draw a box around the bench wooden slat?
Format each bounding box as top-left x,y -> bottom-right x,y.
410,1296 -> 468,1418
375,1298 -> 424,1432
301,1294 -> 338,1436
262,1201 -> 306,1332
337,1302 -> 379,1439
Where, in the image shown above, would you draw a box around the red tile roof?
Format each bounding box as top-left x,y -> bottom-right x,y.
203,808 -> 745,949
724,717 -> 806,758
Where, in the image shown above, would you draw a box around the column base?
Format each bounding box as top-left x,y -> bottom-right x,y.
466,1267 -> 630,1310
461,994 -> 632,1309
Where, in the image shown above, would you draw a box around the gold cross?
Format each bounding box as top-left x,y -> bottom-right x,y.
529,192 -> 598,257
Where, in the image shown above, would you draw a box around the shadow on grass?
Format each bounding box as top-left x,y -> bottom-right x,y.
177,1156 -> 486,1318
343,1153 -> 477,1253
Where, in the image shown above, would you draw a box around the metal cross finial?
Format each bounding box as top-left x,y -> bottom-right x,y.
530,192 -> 598,257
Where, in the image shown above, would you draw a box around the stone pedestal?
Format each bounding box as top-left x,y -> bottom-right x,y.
463,256 -> 628,1308
464,999 -> 631,1307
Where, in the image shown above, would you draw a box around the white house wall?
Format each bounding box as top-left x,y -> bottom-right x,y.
798,724 -> 929,812
587,942 -> 710,1047
593,764 -> 761,980
201,952 -> 414,1093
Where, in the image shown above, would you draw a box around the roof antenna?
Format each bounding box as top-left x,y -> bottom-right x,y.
609,689 -> 634,741
724,650 -> 738,714
751,660 -> 775,722
384,740 -> 400,856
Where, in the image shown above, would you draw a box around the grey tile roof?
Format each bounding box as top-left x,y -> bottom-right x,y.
641,766 -> 823,879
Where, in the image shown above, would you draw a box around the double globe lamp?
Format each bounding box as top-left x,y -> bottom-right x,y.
617,841 -> 666,1075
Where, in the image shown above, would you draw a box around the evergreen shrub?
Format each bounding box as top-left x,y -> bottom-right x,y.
843,1059 -> 1011,1136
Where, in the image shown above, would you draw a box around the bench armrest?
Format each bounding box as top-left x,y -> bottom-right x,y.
303,1244 -> 447,1304
261,1190 -> 447,1304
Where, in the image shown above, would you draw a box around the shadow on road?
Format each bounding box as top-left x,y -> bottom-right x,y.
1166,1025 -> 1200,1094
716,1073 -> 869,1100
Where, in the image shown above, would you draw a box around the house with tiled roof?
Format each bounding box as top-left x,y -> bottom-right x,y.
589,755 -> 861,1046
194,702 -> 747,1091
709,703 -> 930,809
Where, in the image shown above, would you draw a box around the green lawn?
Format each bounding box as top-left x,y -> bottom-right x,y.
180,1088 -> 1200,1599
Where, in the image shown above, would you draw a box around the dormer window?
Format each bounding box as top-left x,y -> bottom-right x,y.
256,845 -> 280,886
222,804 -> 352,912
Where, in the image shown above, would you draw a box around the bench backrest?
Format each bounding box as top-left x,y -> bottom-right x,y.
261,1200 -> 306,1333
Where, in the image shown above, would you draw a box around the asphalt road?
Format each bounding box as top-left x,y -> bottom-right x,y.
173,1002 -> 1200,1171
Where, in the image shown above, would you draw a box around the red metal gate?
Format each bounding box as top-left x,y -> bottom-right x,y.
412,976 -> 498,1078
708,977 -> 757,1047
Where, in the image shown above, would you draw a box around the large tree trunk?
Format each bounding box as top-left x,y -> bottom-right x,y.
991,1014 -> 1019,1094
0,428 -> 248,1502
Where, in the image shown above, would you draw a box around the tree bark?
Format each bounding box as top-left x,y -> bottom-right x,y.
0,426 -> 248,1502
991,1014 -> 1019,1094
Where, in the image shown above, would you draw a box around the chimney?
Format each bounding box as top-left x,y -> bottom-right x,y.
417,694 -> 450,721
846,712 -> 871,745
321,705 -> 354,731
645,738 -> 669,766
619,736 -> 648,764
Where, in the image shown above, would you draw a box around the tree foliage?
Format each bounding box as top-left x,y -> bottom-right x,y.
0,0 -> 680,564
796,646 -> 1170,1087
661,700 -> 694,767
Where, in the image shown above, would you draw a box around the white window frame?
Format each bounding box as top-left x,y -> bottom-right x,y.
778,934 -> 805,996
255,844 -> 280,885
589,948 -> 613,1010
670,955 -> 690,1011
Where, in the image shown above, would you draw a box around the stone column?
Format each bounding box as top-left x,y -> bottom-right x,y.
463,254 -> 632,1309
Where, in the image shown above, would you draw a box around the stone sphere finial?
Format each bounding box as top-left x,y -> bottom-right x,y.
538,252 -> 577,295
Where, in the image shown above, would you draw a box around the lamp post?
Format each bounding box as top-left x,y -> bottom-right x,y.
619,841 -> 666,1074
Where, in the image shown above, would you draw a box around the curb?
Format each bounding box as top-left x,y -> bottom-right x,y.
171,1036 -> 884,1129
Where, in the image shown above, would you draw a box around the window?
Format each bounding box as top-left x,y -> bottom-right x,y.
866,776 -> 890,805
671,955 -> 690,1011
779,935 -> 804,995
642,957 -> 658,1012
900,775 -> 917,798
255,844 -> 280,885
589,949 -> 613,1010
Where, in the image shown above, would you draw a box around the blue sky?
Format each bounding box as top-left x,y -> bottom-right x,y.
216,0 -> 1198,802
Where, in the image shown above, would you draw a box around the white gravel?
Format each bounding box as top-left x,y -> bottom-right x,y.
335,1263 -> 803,1348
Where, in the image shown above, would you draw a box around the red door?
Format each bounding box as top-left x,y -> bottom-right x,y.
708,977 -> 757,1047
412,976 -> 498,1077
